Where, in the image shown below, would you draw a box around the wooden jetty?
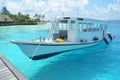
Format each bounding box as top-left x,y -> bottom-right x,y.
0,53 -> 27,80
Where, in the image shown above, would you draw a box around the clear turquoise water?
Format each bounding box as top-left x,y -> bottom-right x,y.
0,24 -> 120,80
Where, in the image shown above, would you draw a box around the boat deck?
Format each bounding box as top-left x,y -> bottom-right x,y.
0,53 -> 27,80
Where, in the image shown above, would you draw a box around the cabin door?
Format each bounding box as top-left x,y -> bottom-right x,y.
77,23 -> 83,42
68,20 -> 77,42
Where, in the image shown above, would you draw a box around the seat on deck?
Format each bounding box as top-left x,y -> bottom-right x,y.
59,30 -> 67,39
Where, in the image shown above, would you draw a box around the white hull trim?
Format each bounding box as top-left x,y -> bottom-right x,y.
12,40 -> 103,60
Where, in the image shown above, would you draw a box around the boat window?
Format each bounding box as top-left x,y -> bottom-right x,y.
100,24 -> 107,31
96,24 -> 100,31
59,20 -> 68,30
83,23 -> 88,32
59,23 -> 67,30
77,18 -> 84,20
93,23 -> 99,32
71,20 -> 75,24
70,20 -> 76,31
100,24 -> 103,31
105,24 -> 107,30
60,20 -> 68,23
78,23 -> 82,32
88,23 -> 93,32
93,28 -> 98,32
100,25 -> 103,31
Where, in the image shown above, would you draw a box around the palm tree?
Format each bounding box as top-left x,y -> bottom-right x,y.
2,6 -> 10,15
34,13 -> 41,22
41,15 -> 45,21
18,12 -> 21,16
34,14 -> 38,19
38,14 -> 41,19
26,14 -> 29,17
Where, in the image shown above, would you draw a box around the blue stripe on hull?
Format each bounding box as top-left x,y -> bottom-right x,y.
30,41 -> 102,60
30,47 -> 84,60
12,40 -> 103,60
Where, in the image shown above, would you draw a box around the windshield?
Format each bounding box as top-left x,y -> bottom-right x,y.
58,20 -> 68,30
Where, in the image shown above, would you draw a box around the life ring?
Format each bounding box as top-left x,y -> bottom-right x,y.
56,38 -> 64,42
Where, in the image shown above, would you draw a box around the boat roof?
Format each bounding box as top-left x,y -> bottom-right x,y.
57,17 -> 106,24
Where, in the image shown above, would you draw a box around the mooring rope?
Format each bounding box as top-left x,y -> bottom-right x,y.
22,42 -> 41,72
0,41 -> 40,72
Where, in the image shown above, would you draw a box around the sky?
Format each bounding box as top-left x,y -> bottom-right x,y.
0,0 -> 120,20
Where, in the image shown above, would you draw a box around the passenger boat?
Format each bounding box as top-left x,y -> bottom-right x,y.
11,17 -> 112,60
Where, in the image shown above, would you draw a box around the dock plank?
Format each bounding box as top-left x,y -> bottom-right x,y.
0,53 -> 27,80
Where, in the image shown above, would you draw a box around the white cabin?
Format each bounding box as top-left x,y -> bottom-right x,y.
51,17 -> 107,43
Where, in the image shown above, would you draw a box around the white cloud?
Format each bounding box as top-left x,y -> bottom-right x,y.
109,3 -> 120,12
1,0 -> 120,20
92,1 -> 120,20
45,0 -> 89,18
115,0 -> 120,3
3,0 -> 89,18
0,0 -> 6,10
6,0 -> 23,14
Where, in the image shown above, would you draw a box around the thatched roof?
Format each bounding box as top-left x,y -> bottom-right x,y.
0,14 -> 13,22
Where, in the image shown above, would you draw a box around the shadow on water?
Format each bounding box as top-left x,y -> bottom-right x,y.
28,42 -> 116,80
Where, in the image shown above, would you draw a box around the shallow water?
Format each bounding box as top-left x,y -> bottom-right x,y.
0,24 -> 120,80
